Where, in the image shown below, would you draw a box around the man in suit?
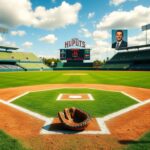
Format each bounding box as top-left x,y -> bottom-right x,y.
112,30 -> 127,49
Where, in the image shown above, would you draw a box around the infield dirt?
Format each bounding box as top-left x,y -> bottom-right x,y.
0,83 -> 150,150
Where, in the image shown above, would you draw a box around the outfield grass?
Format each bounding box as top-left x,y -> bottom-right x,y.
0,130 -> 29,150
125,132 -> 150,150
0,71 -> 149,89
12,88 -> 137,117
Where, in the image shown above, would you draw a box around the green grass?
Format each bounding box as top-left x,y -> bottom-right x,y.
0,130 -> 29,150
125,132 -> 150,150
0,71 -> 149,89
12,88 -> 137,117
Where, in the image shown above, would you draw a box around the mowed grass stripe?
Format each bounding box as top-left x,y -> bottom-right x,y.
12,88 -> 137,117
125,132 -> 150,150
0,130 -> 29,150
0,71 -> 149,88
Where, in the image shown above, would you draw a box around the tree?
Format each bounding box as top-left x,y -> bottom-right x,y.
41,57 -> 60,67
93,60 -> 103,69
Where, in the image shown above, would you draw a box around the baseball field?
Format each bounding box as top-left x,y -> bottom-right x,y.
0,71 -> 150,88
0,70 -> 150,150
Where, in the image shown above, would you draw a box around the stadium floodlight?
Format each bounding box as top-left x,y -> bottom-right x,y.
142,24 -> 150,44
142,24 -> 150,31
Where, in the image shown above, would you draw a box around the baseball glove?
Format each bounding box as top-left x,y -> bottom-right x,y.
58,107 -> 91,131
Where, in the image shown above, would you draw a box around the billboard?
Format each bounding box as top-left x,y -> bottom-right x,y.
112,29 -> 128,50
60,49 -> 90,61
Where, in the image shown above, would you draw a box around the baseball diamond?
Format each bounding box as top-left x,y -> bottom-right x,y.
0,1 -> 150,149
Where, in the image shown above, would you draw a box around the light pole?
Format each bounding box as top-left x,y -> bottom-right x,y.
142,24 -> 150,45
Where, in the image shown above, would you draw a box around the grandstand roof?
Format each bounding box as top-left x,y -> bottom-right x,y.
118,44 -> 150,50
0,45 -> 19,51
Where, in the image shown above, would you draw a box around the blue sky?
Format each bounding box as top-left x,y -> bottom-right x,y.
0,0 -> 150,60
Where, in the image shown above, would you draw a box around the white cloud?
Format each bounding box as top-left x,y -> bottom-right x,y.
97,5 -> 150,30
11,30 -> 26,36
0,35 -> 4,42
109,0 -> 138,6
93,30 -> 110,40
39,34 -> 57,44
88,12 -> 95,19
109,0 -> 127,6
0,0 -> 81,30
0,0 -> 34,27
91,40 -> 115,61
34,2 -> 81,30
129,31 -> 150,46
22,41 -> 33,48
51,0 -> 56,3
0,35 -> 17,47
78,28 -> 91,38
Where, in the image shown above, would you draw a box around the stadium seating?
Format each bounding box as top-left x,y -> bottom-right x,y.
17,62 -> 51,71
0,64 -> 23,71
0,51 -> 41,62
110,50 -> 150,62
102,49 -> 150,70
0,51 -> 51,71
102,63 -> 130,70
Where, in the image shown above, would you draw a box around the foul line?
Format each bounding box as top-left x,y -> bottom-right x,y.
102,99 -> 150,121
0,99 -> 110,135
0,99 -> 49,122
8,92 -> 30,103
0,87 -> 150,135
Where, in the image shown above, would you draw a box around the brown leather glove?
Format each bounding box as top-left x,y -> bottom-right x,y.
58,107 -> 91,131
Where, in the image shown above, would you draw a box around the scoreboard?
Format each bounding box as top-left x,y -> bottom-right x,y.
60,49 -> 90,61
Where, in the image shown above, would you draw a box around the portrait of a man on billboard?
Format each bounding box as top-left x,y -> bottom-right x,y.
112,29 -> 128,50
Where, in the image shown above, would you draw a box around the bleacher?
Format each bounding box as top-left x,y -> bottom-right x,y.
101,48 -> 150,70
18,62 -> 50,71
0,46 -> 51,71
0,64 -> 23,71
109,50 -> 150,62
102,63 -> 130,70
0,51 -> 41,62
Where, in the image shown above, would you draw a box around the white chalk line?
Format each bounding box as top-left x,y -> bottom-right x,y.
88,93 -> 95,101
57,93 -> 94,101
0,99 -> 49,122
56,94 -> 63,101
103,99 -> 150,121
40,118 -> 110,135
121,91 -> 141,103
8,92 -> 30,103
0,99 -> 110,135
0,87 -> 150,135
5,87 -> 143,104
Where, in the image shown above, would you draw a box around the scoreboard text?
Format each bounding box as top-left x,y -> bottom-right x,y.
60,49 -> 90,61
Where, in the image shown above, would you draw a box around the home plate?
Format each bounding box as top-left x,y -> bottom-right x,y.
69,95 -> 82,99
57,94 -> 94,101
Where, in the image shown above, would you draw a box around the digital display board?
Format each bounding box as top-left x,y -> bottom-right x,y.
60,49 -> 90,61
